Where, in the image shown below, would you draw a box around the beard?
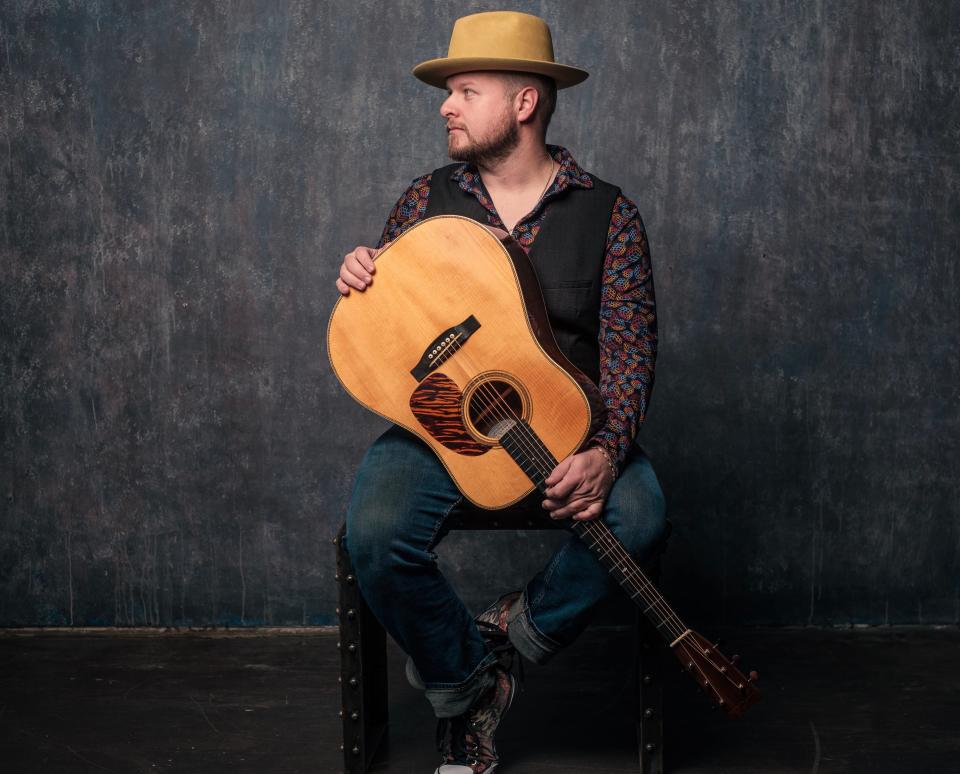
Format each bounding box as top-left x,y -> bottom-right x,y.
448,109 -> 520,166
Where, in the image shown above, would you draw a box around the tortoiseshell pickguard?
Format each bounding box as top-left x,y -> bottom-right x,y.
409,372 -> 489,456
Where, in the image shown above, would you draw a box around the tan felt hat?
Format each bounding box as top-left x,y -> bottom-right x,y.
412,11 -> 588,89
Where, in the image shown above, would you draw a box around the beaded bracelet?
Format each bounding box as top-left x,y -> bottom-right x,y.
592,444 -> 619,483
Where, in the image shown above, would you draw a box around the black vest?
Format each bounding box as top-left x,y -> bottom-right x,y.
424,164 -> 620,386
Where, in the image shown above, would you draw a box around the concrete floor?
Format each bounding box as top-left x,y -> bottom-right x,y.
0,626 -> 957,773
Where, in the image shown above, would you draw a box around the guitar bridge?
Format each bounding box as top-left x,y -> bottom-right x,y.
410,316 -> 480,381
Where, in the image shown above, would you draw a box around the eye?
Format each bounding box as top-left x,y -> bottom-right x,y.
463,88 -> 474,96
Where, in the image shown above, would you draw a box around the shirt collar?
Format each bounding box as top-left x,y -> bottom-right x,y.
451,145 -> 594,197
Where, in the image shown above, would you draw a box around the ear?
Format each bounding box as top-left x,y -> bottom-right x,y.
514,85 -> 540,125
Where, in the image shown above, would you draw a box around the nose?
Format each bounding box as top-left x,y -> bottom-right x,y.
440,92 -> 456,120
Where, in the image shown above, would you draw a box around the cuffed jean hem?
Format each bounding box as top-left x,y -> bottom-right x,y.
422,649 -> 501,718
506,590 -> 564,666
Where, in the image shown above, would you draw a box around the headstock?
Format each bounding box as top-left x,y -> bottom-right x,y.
671,630 -> 761,718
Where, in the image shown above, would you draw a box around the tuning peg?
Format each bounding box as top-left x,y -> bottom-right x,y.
749,670 -> 759,682
731,654 -> 740,664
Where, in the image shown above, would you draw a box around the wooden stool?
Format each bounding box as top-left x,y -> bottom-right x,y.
334,509 -> 670,774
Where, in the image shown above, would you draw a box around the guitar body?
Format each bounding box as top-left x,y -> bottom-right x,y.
327,215 -> 603,509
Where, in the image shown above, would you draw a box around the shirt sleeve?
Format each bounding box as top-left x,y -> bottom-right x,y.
376,174 -> 432,248
588,193 -> 658,469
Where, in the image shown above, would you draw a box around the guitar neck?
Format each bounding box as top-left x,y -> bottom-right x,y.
569,518 -> 689,645
499,422 -> 690,648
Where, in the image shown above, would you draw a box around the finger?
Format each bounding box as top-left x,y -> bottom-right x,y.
358,248 -> 377,274
572,501 -> 604,522
541,495 -> 578,514
340,263 -> 369,291
546,472 -> 581,501
544,457 -> 572,487
335,277 -> 350,296
548,496 -> 594,520
345,253 -> 374,285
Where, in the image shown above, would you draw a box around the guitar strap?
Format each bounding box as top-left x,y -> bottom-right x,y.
424,164 -> 620,387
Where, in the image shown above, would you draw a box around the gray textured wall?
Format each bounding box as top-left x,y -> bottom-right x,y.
1,0 -> 957,628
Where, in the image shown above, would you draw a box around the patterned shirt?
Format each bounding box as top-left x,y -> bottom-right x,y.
376,145 -> 657,471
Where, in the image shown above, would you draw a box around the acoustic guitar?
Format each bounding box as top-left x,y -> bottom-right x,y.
327,215 -> 760,717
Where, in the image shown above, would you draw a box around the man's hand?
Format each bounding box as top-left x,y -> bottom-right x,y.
542,446 -> 615,521
336,245 -> 380,295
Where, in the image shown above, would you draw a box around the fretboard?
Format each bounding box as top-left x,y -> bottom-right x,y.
499,421 -> 689,646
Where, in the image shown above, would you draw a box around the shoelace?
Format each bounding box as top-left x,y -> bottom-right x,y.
434,644 -> 523,770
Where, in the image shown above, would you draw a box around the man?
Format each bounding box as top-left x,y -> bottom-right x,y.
336,11 -> 667,774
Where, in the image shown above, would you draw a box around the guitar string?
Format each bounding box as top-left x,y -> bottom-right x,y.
449,357 -> 686,639
677,634 -> 754,700
500,415 -> 683,633
510,419 -> 687,640
462,373 -> 686,640
421,301 -> 740,686
676,639 -> 720,698
434,348 -> 738,685
433,338 -> 710,651
456,375 -> 690,644
399,249 -> 742,692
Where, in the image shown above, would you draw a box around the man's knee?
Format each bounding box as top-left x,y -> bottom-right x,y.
605,452 -> 668,562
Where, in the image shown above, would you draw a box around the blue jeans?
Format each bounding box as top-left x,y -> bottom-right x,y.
345,425 -> 667,717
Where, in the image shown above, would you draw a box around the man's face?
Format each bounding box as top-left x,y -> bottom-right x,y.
441,72 -> 519,166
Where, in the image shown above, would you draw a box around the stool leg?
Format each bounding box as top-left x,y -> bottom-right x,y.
634,555 -> 665,774
635,607 -> 664,773
335,526 -> 389,773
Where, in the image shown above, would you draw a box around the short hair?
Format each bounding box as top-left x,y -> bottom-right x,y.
500,72 -> 558,135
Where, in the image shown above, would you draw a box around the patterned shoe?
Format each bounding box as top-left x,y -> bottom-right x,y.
434,663 -> 517,774
474,590 -> 522,643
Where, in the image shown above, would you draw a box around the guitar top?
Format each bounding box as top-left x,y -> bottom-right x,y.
328,215 -> 603,509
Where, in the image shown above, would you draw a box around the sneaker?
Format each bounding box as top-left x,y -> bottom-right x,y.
434,663 -> 517,774
435,713 -> 467,772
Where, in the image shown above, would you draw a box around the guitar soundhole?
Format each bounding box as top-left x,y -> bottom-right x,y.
464,375 -> 529,443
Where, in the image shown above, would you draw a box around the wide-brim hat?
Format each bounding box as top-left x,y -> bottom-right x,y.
412,11 -> 588,89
